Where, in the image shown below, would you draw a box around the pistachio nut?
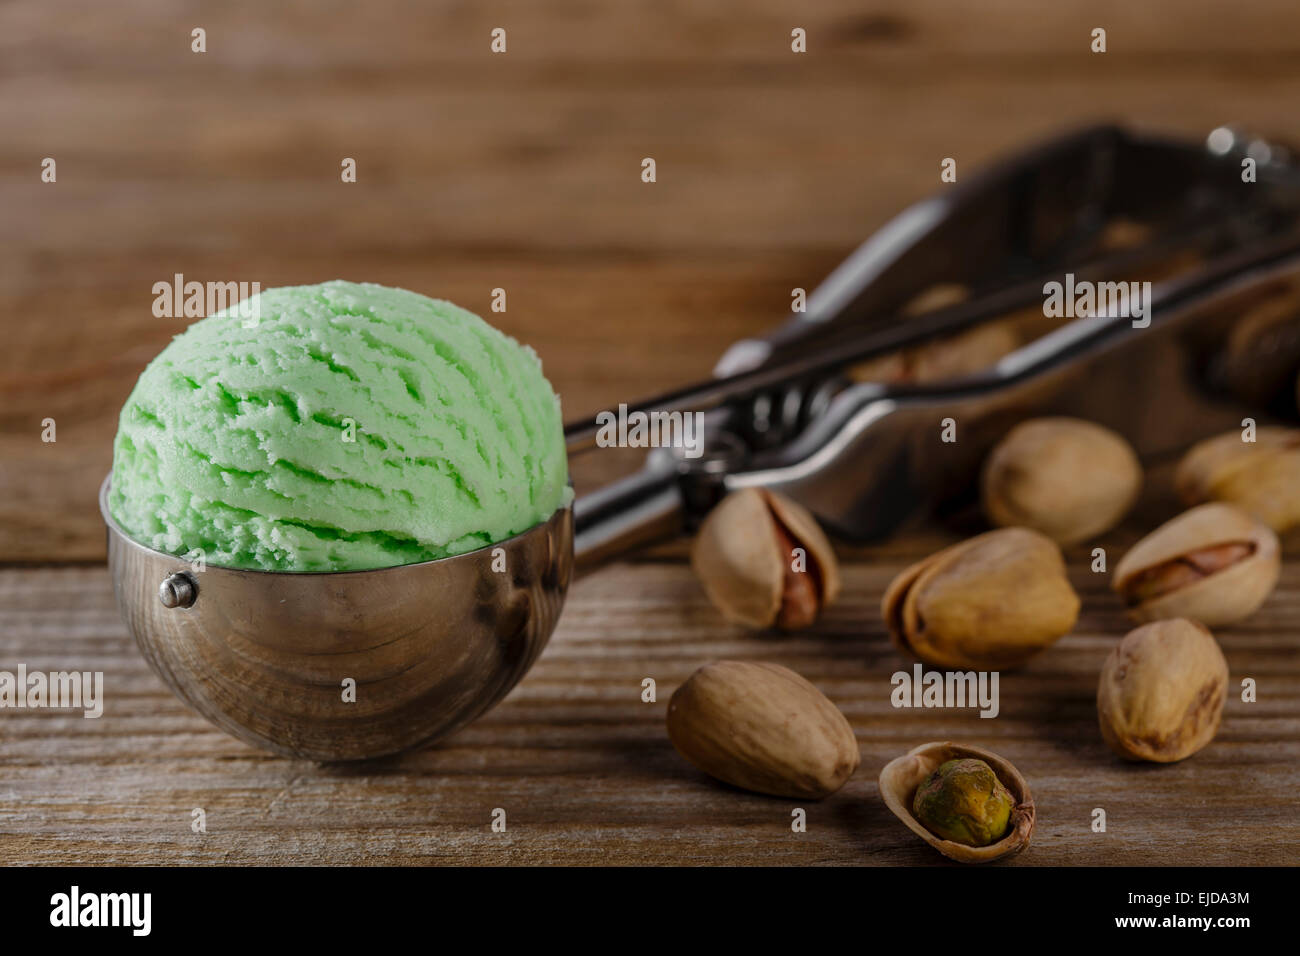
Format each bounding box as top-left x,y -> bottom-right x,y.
666,660 -> 860,799
1218,284 -> 1300,407
691,487 -> 840,631
907,322 -> 1021,383
1175,427 -> 1300,533
882,527 -> 1080,669
1112,502 -> 1279,627
1097,618 -> 1228,763
981,417 -> 1142,545
902,282 -> 969,316
879,741 -> 1034,863
852,321 -> 1020,385
912,758 -> 1013,847
1098,217 -> 1153,251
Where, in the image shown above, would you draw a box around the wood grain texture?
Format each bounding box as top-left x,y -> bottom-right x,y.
2,538 -> 1298,866
3,1 -> 1300,865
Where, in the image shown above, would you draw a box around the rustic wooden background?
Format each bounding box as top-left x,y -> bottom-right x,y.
2,0 -> 1298,865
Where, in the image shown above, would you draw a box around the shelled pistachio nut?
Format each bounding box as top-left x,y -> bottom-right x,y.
1112,502 -> 1279,627
882,527 -> 1080,669
1175,427 -> 1300,533
1097,618 -> 1229,763
912,758 -> 1014,847
691,487 -> 840,631
981,417 -> 1142,545
879,741 -> 1034,863
666,661 -> 860,799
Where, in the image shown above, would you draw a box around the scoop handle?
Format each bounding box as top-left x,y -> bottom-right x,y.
572,463 -> 684,572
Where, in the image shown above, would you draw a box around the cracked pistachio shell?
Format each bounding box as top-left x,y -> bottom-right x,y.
879,741 -> 1034,864
690,487 -> 840,630
1097,619 -> 1228,763
1175,427 -> 1300,533
981,417 -> 1142,545
882,527 -> 1080,669
1112,503 -> 1279,627
667,661 -> 860,799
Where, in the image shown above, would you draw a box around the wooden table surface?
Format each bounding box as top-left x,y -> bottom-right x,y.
2,1 -> 1299,865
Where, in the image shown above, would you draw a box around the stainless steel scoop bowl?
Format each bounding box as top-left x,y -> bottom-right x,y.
102,477 -> 573,761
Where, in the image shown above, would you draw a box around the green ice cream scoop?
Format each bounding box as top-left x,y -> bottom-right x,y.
109,280 -> 570,572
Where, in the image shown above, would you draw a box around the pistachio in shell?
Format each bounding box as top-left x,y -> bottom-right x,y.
902,282 -> 969,316
981,417 -> 1142,545
1097,618 -> 1228,763
691,487 -> 840,631
879,741 -> 1034,863
666,660 -> 860,799
852,321 -> 1019,385
1218,284 -> 1300,408
1112,502 -> 1279,627
1175,427 -> 1300,533
882,527 -> 1080,670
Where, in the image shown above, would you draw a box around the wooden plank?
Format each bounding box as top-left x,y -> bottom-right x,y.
7,74 -> 1300,259
1,552 -> 1297,866
5,0 -> 1300,68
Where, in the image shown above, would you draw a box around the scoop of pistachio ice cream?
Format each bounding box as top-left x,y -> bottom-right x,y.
109,280 -> 569,571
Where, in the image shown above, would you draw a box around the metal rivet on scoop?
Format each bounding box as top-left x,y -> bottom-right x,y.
158,572 -> 198,609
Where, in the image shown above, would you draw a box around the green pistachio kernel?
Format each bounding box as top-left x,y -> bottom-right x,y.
912,758 -> 1014,847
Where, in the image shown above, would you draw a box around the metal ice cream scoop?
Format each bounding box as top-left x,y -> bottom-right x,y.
105,124 -> 1300,760
102,479 -> 572,760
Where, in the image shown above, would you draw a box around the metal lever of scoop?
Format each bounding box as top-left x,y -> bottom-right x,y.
570,227 -> 1300,565
714,123 -> 1300,378
565,125 -> 1300,454
725,229 -> 1300,540
566,125 -> 1300,568
564,210 -> 1251,453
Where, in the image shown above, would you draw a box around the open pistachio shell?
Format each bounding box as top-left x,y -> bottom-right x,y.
692,488 -> 784,628
1112,502 -> 1280,627
765,490 -> 841,607
879,741 -> 1034,863
882,527 -> 1080,669
690,487 -> 839,630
